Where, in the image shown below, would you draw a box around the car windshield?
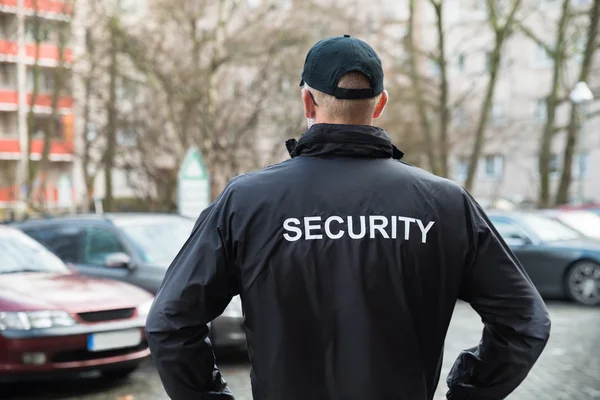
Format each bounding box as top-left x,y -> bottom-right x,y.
0,231 -> 69,274
115,216 -> 196,266
555,212 -> 600,239
520,214 -> 582,242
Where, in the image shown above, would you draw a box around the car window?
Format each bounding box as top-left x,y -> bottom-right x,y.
84,227 -> 127,266
25,226 -> 83,263
0,230 -> 69,274
489,218 -> 528,241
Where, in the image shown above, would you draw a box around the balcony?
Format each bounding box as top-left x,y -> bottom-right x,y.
0,40 -> 73,65
0,183 -> 62,204
0,90 -> 74,112
0,0 -> 72,17
0,137 -> 74,161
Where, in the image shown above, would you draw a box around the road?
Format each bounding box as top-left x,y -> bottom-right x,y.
3,301 -> 600,400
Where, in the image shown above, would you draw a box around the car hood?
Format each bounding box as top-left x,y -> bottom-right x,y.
0,272 -> 152,313
544,239 -> 600,252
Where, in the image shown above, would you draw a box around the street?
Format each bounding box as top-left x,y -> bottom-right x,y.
3,301 -> 600,400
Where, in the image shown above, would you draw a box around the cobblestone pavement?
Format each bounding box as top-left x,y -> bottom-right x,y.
4,301 -> 600,400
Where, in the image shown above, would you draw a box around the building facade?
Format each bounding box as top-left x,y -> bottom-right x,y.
0,0 -> 76,216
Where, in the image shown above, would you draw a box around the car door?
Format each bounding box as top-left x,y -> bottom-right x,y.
76,224 -> 145,287
488,217 -> 557,294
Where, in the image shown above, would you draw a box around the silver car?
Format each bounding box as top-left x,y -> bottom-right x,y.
15,213 -> 246,351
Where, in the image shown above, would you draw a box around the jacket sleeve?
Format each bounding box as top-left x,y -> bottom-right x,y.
145,191 -> 238,400
446,191 -> 551,400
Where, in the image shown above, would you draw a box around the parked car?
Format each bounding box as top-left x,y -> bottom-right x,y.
0,226 -> 153,382
542,209 -> 600,240
556,203 -> 600,216
14,213 -> 245,350
487,211 -> 600,306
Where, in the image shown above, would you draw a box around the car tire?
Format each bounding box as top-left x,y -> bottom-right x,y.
565,261 -> 600,306
102,366 -> 138,380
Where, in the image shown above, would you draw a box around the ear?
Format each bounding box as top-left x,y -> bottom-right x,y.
373,90 -> 388,119
302,88 -> 316,119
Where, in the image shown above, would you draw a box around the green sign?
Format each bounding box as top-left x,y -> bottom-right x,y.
178,147 -> 211,219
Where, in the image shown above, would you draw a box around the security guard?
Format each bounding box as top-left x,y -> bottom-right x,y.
146,35 -> 551,400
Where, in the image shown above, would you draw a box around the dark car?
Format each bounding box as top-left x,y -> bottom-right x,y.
487,211 -> 600,306
542,209 -> 600,241
13,213 -> 245,350
0,226 -> 153,382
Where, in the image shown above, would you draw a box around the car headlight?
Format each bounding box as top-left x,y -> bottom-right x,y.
137,299 -> 154,320
221,295 -> 243,318
0,311 -> 77,331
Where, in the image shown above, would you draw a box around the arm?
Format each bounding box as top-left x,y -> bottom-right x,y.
446,191 -> 551,400
146,193 -> 238,400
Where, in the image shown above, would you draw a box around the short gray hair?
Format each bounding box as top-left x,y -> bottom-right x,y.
305,72 -> 382,123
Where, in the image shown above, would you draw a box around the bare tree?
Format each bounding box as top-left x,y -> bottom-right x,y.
517,0 -> 571,207
464,0 -> 523,192
25,0 -> 42,201
555,0 -> 600,204
407,0 -> 439,175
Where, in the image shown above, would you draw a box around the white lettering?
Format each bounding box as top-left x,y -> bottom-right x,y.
283,218 -> 302,241
348,216 -> 366,239
397,217 -> 416,240
282,215 -> 435,242
325,216 -> 345,239
369,216 -> 390,239
416,220 -> 435,243
304,216 -> 323,240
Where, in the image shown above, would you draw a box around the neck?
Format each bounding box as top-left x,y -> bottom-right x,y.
314,116 -> 374,126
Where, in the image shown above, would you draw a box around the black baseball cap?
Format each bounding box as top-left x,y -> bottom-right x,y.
299,34 -> 384,100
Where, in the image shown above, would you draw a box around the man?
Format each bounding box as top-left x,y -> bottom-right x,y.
146,35 -> 551,400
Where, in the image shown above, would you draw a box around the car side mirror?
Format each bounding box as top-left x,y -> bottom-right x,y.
505,235 -> 531,246
104,252 -> 134,270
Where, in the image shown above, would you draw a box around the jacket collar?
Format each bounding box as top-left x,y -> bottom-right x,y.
285,123 -> 404,160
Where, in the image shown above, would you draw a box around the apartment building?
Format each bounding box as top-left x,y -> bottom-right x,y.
0,0 -> 75,215
424,0 -> 600,204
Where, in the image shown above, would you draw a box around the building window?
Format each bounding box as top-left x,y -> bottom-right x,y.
574,152 -> 589,179
491,103 -> 504,126
457,53 -> 466,74
549,153 -> 559,174
485,51 -> 492,72
535,99 -> 547,123
484,154 -> 504,179
454,106 -> 467,127
534,44 -> 553,68
455,156 -> 469,182
383,0 -> 404,19
277,0 -> 292,9
428,59 -> 441,76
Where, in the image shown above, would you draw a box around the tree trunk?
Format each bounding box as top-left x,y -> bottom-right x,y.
555,0 -> 600,205
464,40 -> 501,191
26,1 -> 42,203
407,0 -> 438,175
537,0 -> 570,208
434,0 -> 450,178
104,16 -> 119,212
38,4 -> 69,208
464,0 -> 522,192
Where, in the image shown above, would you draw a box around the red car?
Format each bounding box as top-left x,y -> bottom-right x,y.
0,226 -> 153,382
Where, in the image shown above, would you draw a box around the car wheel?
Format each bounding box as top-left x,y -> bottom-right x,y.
565,261 -> 600,306
102,366 -> 138,380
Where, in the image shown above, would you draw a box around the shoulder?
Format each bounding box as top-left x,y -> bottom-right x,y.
224,159 -> 295,191
397,160 -> 464,193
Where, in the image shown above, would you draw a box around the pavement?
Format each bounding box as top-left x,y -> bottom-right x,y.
3,301 -> 600,400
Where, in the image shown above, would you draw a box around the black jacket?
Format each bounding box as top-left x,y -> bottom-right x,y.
146,124 -> 551,400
